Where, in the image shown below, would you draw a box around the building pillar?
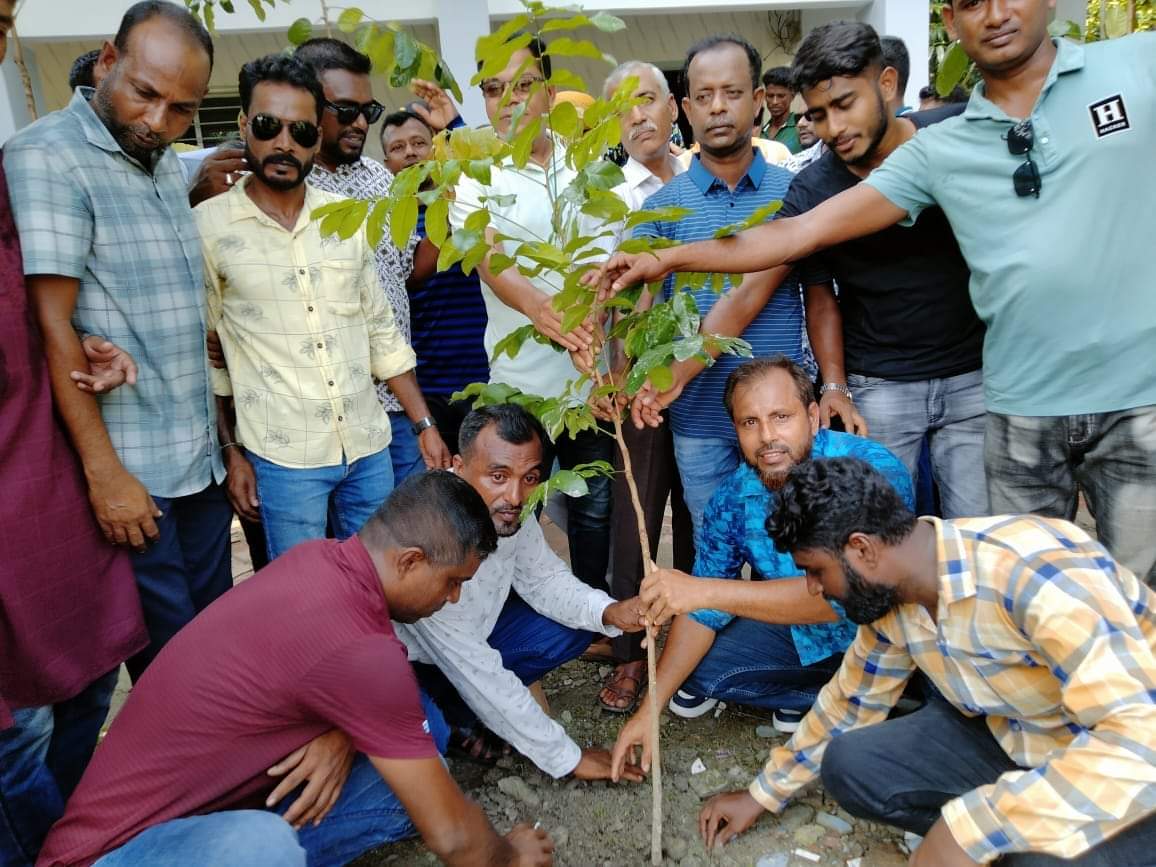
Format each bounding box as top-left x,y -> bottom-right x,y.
860,0 -> 930,109
432,0 -> 489,127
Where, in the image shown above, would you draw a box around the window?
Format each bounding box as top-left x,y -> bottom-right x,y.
177,92 -> 243,148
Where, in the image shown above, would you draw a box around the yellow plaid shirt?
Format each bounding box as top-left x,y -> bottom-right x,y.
196,179 -> 416,468
750,515 -> 1156,863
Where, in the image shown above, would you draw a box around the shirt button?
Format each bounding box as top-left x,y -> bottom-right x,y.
307,305 -> 314,312
1040,137 -> 1049,144
328,380 -> 335,386
298,268 -> 306,275
316,342 -> 323,349
337,416 -> 344,422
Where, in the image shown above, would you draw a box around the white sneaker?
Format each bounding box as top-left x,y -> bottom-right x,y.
668,689 -> 718,719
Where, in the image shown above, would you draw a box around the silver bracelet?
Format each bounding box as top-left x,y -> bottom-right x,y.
819,382 -> 853,400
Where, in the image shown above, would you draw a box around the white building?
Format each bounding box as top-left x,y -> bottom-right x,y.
3,0 -> 931,155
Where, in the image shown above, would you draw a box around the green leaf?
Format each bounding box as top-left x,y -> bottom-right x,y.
590,11 -> 626,32
463,208 -> 490,233
287,17 -> 313,45
464,159 -> 492,185
434,62 -> 464,105
390,195 -> 418,250
203,2 -> 215,33
473,32 -> 532,84
394,29 -> 419,71
515,241 -> 568,268
337,7 -> 364,32
481,192 -> 517,207
511,117 -> 543,168
549,100 -> 581,140
365,30 -> 395,74
560,304 -> 590,335
366,198 -> 390,249
579,190 -> 630,222
546,69 -> 589,92
488,252 -> 516,276
474,14 -> 530,68
936,41 -> 970,97
545,36 -> 606,61
673,335 -> 704,362
571,459 -> 615,478
550,469 -> 589,498
338,199 -> 369,240
624,206 -> 693,230
582,159 -> 625,191
460,240 -> 489,276
247,0 -> 268,21
541,13 -> 591,33
671,291 -> 700,335
425,197 -> 449,248
648,364 -> 673,392
220,0 -> 234,12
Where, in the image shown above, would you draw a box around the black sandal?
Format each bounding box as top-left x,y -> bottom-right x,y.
448,725 -> 513,765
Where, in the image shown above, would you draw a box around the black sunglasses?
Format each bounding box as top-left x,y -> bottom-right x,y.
324,99 -> 385,125
1005,120 -> 1041,199
249,114 -> 320,148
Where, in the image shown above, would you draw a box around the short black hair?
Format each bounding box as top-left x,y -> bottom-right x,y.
790,21 -> 883,93
114,1 -> 214,70
382,108 -> 431,135
766,457 -> 916,556
294,37 -> 372,76
723,355 -> 815,421
239,54 -> 326,121
761,66 -> 794,91
684,34 -> 761,92
879,36 -> 910,93
69,49 -> 102,90
360,470 -> 498,565
458,404 -> 551,465
476,34 -> 551,80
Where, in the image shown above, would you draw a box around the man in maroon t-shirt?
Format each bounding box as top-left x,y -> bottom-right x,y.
38,471 -> 554,867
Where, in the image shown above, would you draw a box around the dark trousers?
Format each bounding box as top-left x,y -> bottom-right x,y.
126,483 -> 233,681
0,669 -> 119,866
425,393 -> 476,457
610,419 -> 694,663
413,595 -> 592,729
821,698 -> 1156,865
553,426 -> 614,589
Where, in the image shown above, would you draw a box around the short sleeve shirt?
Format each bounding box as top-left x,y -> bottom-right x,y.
37,536 -> 436,867
864,35 -> 1156,416
689,429 -> 915,665
3,89 -> 221,498
632,151 -> 804,441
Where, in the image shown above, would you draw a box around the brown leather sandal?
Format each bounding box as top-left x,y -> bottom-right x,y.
598,660 -> 646,715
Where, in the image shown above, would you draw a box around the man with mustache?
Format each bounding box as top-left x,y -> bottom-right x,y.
6,0 -> 233,681
609,357 -> 911,764
396,405 -> 649,781
194,54 -> 449,561
697,457 -> 1156,867
293,38 -> 440,485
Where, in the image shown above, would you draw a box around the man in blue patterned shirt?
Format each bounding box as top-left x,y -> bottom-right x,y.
610,357 -> 912,766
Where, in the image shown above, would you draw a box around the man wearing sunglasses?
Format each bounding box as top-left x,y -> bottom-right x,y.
602,0 -> 1156,586
293,38 -> 435,486
194,54 -> 450,561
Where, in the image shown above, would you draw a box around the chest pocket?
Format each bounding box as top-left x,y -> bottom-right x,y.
318,260 -> 364,310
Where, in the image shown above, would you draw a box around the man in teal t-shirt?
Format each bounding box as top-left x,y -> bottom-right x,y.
601,1 -> 1156,585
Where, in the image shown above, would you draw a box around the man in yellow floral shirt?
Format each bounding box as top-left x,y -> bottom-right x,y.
695,457 -> 1156,866
195,54 -> 449,560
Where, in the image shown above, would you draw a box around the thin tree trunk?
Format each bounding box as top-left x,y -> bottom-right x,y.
9,21 -> 37,122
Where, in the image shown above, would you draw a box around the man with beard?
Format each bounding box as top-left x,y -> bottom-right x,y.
5,0 -> 232,680
293,39 -> 437,484
395,405 -> 649,781
698,457 -> 1156,867
609,357 -> 910,759
194,54 -> 449,561
601,1 -> 1156,585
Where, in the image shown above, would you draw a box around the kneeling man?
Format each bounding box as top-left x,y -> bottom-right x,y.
702,457 -> 1156,866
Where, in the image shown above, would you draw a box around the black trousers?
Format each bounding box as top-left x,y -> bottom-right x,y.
610,418 -> 694,662
821,698 -> 1156,866
425,392 -> 476,457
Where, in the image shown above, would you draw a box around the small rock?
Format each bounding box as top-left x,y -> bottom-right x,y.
816,810 -> 854,834
755,854 -> 789,867
672,774 -> 690,793
792,849 -> 821,863
598,665 -> 612,679
843,841 -> 864,858
497,776 -> 540,807
560,709 -> 573,725
793,823 -> 825,847
495,755 -> 515,770
727,765 -> 746,779
778,803 -> 815,832
552,827 -> 569,848
690,757 -> 706,775
664,835 -> 689,862
755,724 -> 776,738
688,768 -> 730,799
503,805 -> 518,822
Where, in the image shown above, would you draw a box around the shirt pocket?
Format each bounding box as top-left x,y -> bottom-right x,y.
318,261 -> 363,309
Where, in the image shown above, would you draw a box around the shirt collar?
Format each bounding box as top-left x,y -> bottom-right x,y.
964,37 -> 1085,122
622,154 -> 684,190
929,516 -> 978,605
68,86 -> 165,171
224,174 -> 327,233
687,147 -> 767,194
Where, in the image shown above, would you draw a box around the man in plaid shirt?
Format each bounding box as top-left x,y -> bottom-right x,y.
694,457 -> 1156,865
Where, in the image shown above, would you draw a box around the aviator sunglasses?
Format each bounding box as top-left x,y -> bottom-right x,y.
323,99 -> 385,125
248,113 -> 321,148
1005,119 -> 1042,199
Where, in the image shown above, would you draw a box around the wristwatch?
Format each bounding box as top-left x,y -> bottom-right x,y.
819,382 -> 853,400
411,416 -> 436,436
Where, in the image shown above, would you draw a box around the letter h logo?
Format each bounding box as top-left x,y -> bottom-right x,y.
1088,94 -> 1130,138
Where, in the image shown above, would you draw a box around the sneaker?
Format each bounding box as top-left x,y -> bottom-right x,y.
668,689 -> 718,719
772,708 -> 804,733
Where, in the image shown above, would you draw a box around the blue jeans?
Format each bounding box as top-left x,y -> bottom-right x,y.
387,411 -> 425,485
847,369 -> 988,518
985,405 -> 1156,585
414,595 -> 593,728
95,694 -> 449,867
0,669 -> 119,866
128,483 -> 233,680
672,434 -> 742,537
251,448 -> 394,560
682,618 -> 842,713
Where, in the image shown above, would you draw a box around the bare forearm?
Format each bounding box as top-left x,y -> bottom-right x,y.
478,250 -> 545,318
653,616 -> 717,707
699,577 -> 838,625
440,799 -> 516,867
804,283 -> 846,384
384,370 -> 433,423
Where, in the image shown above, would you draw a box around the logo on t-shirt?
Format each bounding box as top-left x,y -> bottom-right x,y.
1088,95 -> 1130,138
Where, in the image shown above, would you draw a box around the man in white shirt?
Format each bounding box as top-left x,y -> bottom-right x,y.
395,404 -> 646,781
449,36 -> 613,592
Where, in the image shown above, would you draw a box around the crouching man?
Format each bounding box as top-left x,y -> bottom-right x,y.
699,457 -> 1156,866
37,472 -> 552,867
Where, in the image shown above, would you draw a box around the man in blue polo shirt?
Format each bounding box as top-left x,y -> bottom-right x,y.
602,2 -> 1156,584
609,357 -> 912,752
632,34 -> 804,531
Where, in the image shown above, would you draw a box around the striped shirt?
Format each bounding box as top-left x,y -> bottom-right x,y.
632,151 -> 802,440
3,88 -> 222,498
750,515 -> 1156,863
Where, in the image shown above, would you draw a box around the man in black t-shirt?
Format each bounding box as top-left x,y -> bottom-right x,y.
638,22 -> 987,518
